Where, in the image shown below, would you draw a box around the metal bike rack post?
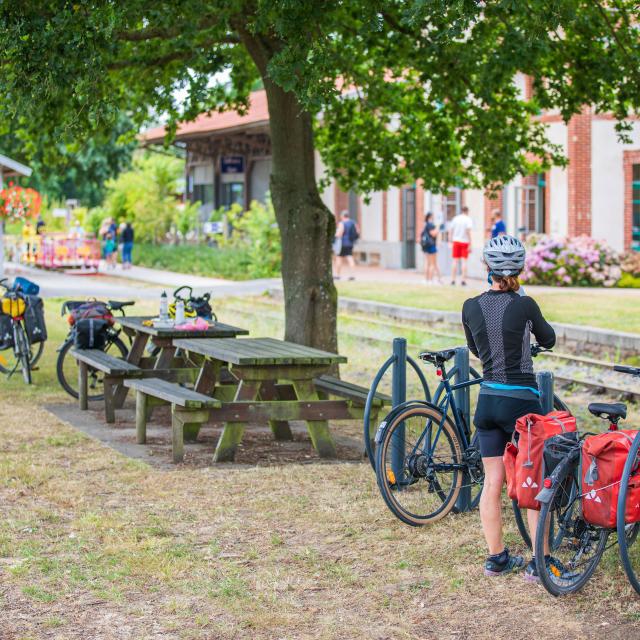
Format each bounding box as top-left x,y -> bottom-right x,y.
537,371 -> 554,414
391,338 -> 407,478
454,347 -> 471,512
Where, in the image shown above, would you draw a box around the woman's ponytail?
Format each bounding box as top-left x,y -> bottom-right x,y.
493,274 -> 520,292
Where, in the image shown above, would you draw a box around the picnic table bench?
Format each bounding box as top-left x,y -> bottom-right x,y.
126,336 -> 392,463
70,316 -> 248,422
124,377 -> 221,463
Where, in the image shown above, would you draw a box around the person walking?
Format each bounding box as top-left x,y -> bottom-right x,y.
449,206 -> 473,286
420,212 -> 441,284
334,210 -> 359,280
120,221 -> 134,269
462,235 -> 560,582
490,210 -> 507,238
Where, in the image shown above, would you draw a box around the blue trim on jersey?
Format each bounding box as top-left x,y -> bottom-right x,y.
481,382 -> 540,396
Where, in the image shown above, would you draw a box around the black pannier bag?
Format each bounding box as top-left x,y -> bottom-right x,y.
0,313 -> 13,350
74,318 -> 109,350
24,295 -> 47,343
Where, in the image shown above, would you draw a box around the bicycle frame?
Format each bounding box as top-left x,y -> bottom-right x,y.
388,362 -> 482,471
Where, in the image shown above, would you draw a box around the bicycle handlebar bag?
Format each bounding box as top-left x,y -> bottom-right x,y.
582,430 -> 640,528
13,277 -> 39,296
503,411 -> 577,510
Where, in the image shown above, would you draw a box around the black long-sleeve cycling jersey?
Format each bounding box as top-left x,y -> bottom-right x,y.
462,290 -> 556,388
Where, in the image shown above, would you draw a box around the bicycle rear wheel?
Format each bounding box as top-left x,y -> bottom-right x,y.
375,404 -> 463,526
56,335 -> 128,400
617,433 -> 640,595
535,465 -> 609,596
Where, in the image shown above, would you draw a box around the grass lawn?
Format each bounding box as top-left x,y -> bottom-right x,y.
1,297 -> 638,638
336,281 -> 640,334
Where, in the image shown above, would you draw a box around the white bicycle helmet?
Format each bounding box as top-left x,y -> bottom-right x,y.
483,235 -> 525,276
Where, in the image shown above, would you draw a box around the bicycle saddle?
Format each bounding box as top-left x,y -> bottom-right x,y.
419,349 -> 457,365
108,300 -> 135,311
588,402 -> 627,422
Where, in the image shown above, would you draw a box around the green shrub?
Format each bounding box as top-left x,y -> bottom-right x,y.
220,198 -> 281,278
617,272 -> 640,288
131,243 -> 262,281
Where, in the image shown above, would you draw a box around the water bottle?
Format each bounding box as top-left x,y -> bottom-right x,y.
175,299 -> 185,325
159,291 -> 168,321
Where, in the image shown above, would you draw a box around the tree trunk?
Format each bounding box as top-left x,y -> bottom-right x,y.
264,79 -> 338,353
236,29 -> 338,353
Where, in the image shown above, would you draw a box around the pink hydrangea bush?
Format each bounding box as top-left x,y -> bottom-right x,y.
520,235 -> 622,287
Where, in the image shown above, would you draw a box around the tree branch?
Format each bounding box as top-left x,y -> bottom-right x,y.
116,15 -> 224,42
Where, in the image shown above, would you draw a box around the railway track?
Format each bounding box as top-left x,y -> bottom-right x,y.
221,299 -> 640,402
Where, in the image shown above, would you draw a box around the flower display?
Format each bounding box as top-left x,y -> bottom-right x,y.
0,183 -> 41,222
520,235 -> 622,287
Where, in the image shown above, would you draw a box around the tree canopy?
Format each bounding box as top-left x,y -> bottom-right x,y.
3,1 -> 640,352
2,2 -> 640,194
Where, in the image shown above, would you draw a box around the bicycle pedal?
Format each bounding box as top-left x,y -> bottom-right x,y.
31,367 -> 39,371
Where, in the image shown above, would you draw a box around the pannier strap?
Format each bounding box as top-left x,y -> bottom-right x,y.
548,416 -> 568,432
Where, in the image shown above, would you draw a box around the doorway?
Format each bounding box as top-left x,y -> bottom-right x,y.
401,187 -> 416,269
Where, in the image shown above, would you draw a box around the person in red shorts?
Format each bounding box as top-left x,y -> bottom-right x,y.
449,206 -> 473,285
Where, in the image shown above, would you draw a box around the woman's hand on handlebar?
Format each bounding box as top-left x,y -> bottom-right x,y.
530,343 -> 552,357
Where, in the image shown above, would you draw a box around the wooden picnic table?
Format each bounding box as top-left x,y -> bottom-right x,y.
172,336 -> 348,462
112,316 -> 249,407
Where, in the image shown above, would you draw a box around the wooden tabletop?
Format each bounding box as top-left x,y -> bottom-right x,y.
119,316 -> 249,339
173,337 -> 347,366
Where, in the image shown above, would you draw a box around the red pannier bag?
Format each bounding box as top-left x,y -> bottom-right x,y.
581,430 -> 640,528
503,411 -> 577,510
66,301 -> 114,327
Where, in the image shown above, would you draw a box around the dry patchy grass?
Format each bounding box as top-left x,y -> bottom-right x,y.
1,400 -> 639,640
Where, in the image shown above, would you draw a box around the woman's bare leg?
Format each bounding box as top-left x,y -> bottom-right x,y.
480,457 -> 506,554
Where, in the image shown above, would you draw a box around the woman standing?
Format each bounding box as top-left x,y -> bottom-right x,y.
462,235 -> 559,582
420,212 -> 441,284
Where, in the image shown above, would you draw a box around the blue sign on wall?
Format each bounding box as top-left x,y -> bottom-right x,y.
221,156 -> 245,174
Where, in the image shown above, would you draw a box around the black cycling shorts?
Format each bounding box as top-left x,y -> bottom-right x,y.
473,393 -> 543,458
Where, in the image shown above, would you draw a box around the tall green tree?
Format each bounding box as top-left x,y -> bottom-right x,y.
0,115 -> 136,207
2,2 -> 640,351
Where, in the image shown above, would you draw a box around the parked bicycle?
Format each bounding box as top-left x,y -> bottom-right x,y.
374,343 -> 567,526
533,366 -> 640,596
0,277 -> 46,384
56,298 -> 135,400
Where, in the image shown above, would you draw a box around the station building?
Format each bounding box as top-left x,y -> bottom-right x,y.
142,79 -> 640,277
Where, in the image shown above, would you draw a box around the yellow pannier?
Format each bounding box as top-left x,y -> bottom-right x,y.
1,296 -> 26,318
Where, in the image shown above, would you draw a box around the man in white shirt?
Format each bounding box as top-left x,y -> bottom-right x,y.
449,206 -> 473,286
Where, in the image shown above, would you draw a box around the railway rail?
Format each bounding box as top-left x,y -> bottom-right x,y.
222,299 -> 640,403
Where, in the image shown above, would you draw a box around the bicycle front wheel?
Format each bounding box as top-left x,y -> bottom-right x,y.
535,465 -> 609,596
617,433 -> 640,595
375,404 -> 463,526
14,323 -> 32,384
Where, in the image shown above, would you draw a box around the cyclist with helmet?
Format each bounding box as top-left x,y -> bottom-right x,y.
462,235 -> 557,581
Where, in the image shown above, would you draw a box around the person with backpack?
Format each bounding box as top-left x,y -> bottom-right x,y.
333,210 -> 360,280
420,212 -> 441,284
120,221 -> 134,269
462,235 -> 561,582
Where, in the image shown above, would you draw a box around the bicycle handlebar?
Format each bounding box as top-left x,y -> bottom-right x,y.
530,344 -> 552,357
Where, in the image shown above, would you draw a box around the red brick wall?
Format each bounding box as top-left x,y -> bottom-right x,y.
567,108 -> 592,237
623,150 -> 640,251
484,189 -> 503,238
334,185 -> 348,222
